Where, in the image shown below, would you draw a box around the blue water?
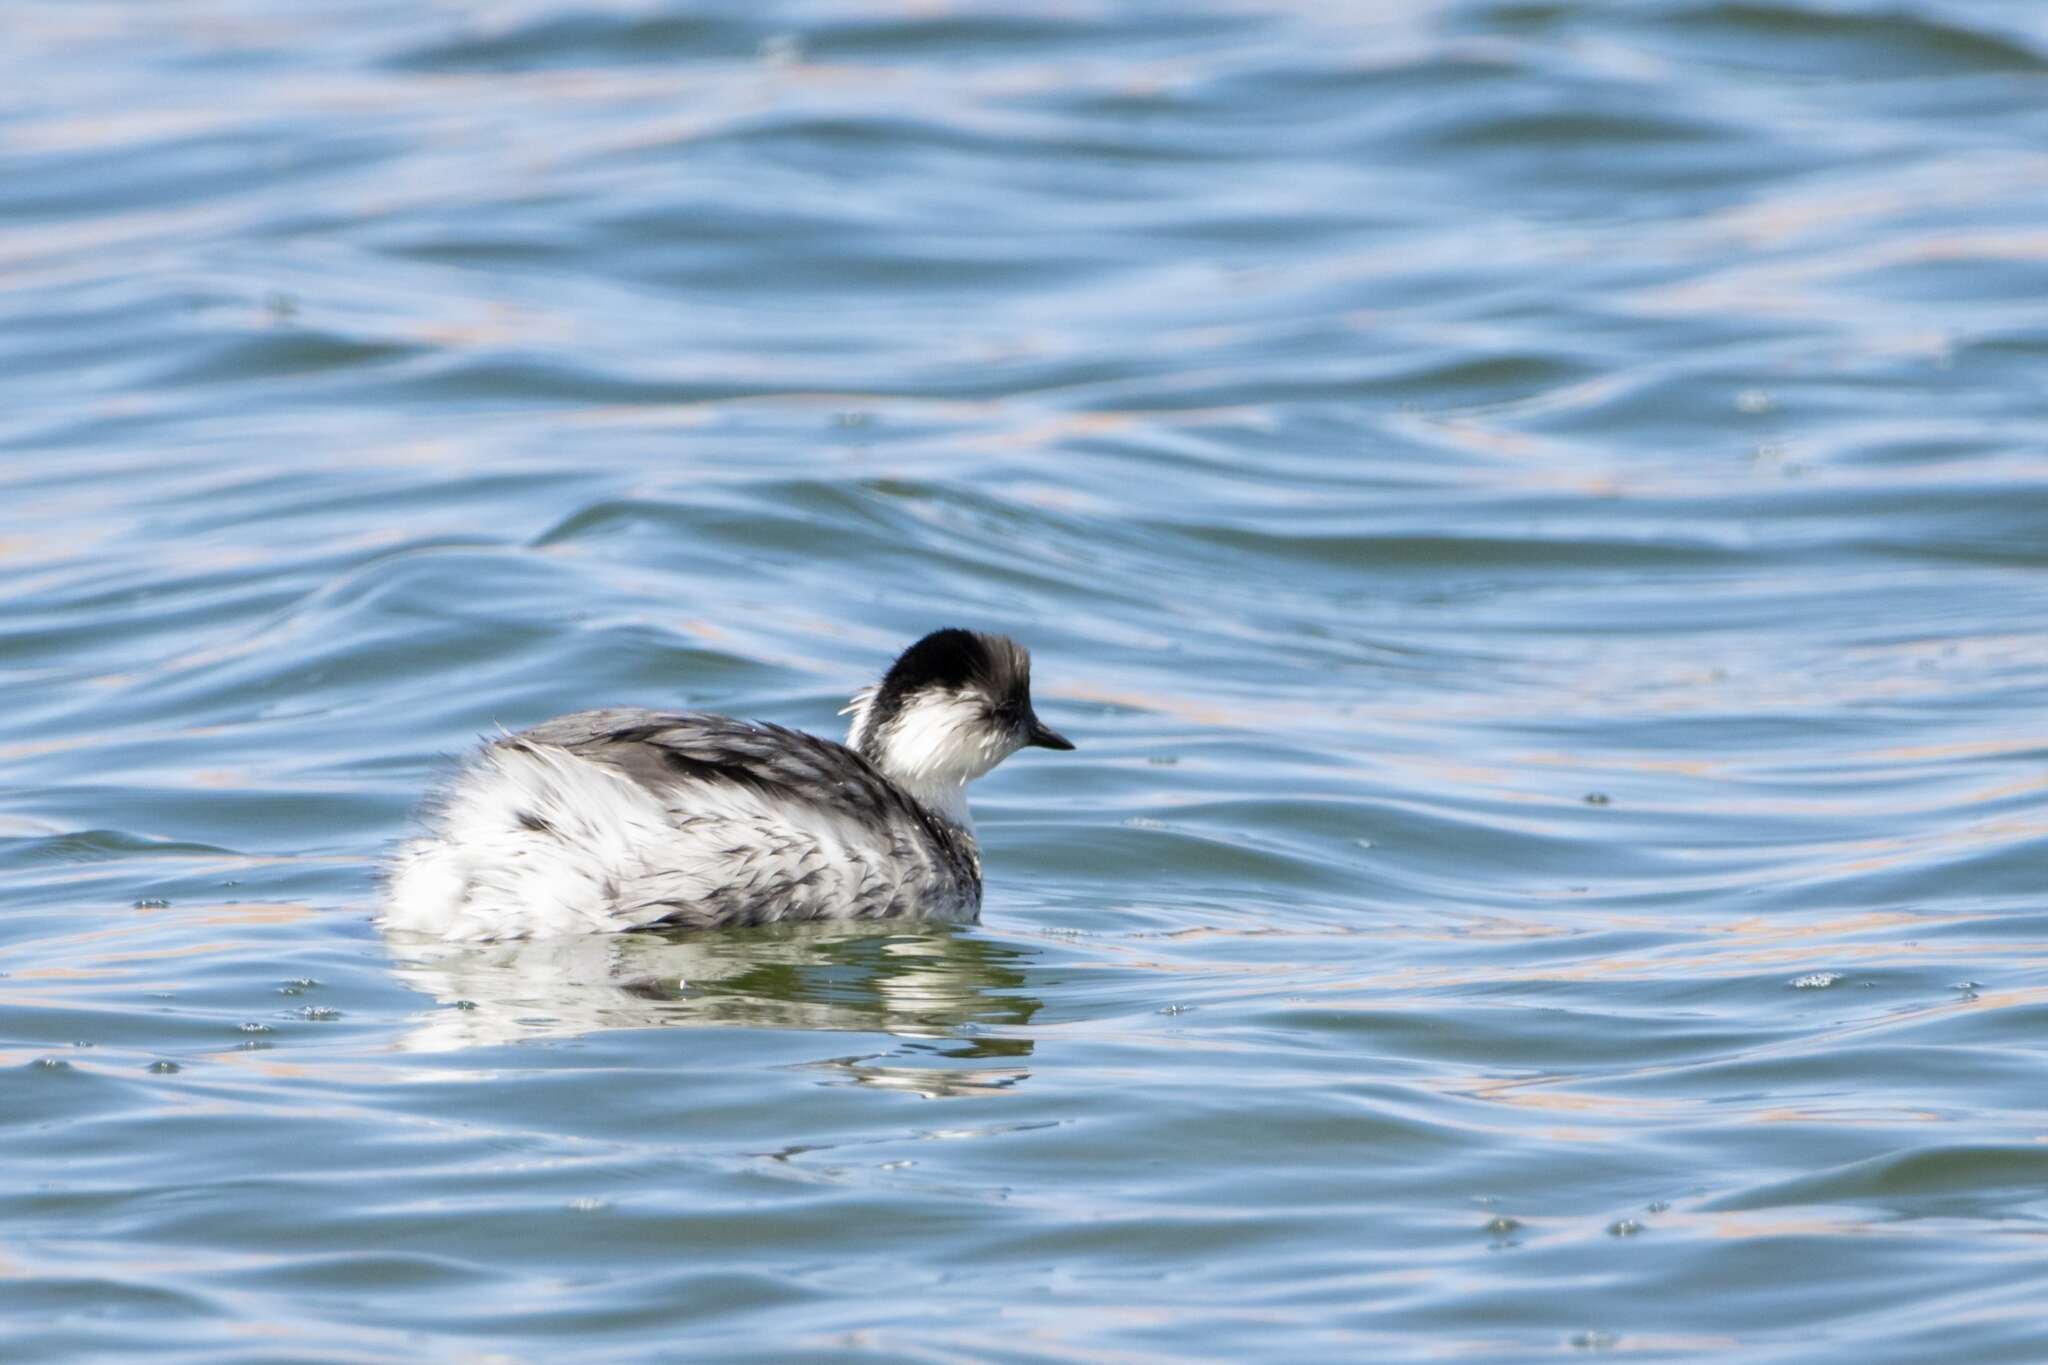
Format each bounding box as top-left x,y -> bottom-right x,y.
7,1 -> 2048,1359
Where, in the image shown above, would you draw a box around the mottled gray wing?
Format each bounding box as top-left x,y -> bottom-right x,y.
510,708 -> 677,752
505,709 -> 910,825
491,709 -> 980,930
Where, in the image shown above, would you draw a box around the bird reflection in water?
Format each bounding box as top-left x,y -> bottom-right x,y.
382,921 -> 1040,1096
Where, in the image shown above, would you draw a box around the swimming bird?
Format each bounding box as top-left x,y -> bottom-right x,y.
381,629 -> 1073,941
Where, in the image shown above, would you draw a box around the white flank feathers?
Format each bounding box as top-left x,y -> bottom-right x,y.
383,740 -> 929,941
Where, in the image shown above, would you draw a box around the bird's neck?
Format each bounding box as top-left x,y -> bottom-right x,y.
896,772 -> 973,831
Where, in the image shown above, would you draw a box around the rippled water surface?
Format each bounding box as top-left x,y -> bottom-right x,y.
8,1 -> 2048,1358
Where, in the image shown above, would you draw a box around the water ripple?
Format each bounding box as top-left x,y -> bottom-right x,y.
6,0 -> 2048,1358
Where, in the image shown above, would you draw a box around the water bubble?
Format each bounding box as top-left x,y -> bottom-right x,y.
238,1022 -> 274,1033
133,897 -> 169,909
1158,1004 -> 1191,1016
1484,1215 -> 1521,1236
1570,1330 -> 1619,1350
1606,1218 -> 1644,1237
1790,972 -> 1841,989
30,1057 -> 71,1071
1951,980 -> 1981,991
568,1197 -> 609,1213
296,1007 -> 342,1022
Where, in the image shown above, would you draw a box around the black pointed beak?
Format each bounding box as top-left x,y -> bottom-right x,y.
1025,716 -> 1075,751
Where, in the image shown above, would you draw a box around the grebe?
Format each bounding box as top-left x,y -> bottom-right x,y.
382,629 -> 1072,941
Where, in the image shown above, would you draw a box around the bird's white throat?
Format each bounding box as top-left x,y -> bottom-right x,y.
844,688 -> 1016,828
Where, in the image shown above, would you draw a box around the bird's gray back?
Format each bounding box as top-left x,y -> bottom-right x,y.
491,708 -> 981,931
